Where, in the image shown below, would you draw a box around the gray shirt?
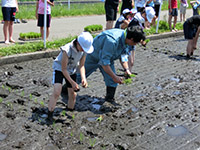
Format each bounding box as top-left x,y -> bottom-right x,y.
53,40 -> 86,75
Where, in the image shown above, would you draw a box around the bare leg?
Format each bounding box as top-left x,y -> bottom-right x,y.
186,39 -> 194,57
9,21 -> 15,42
192,27 -> 200,54
183,14 -> 185,22
128,50 -> 135,72
46,27 -> 50,40
48,83 -> 62,112
168,15 -> 172,30
106,21 -> 114,30
173,16 -> 177,30
67,88 -> 77,110
40,27 -> 44,39
3,21 -> 9,43
180,13 -> 182,22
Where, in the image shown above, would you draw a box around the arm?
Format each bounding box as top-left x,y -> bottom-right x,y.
169,0 -> 172,11
47,0 -> 54,6
120,19 -> 131,29
61,51 -> 79,91
36,0 -> 39,19
79,55 -> 88,88
132,0 -> 135,7
15,0 -> 19,12
121,61 -> 132,75
102,65 -> 124,84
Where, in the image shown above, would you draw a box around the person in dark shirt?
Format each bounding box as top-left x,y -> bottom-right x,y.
183,15 -> 200,58
120,0 -> 134,14
105,0 -> 120,30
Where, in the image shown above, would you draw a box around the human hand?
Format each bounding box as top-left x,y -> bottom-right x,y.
113,75 -> 124,84
81,79 -> 88,88
72,82 -> 80,92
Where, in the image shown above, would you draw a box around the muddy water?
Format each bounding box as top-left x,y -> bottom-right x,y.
0,36 -> 200,150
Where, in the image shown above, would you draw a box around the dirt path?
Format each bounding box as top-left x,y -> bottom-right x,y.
0,35 -> 200,150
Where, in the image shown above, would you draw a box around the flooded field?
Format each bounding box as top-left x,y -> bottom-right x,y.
0,36 -> 200,150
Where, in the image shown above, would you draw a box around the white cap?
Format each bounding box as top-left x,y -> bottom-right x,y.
77,32 -> 94,54
130,8 -> 137,14
145,7 -> 155,23
122,9 -> 131,14
134,12 -> 145,23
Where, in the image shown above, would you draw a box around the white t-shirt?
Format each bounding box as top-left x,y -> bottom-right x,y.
53,40 -> 86,75
2,0 -> 17,7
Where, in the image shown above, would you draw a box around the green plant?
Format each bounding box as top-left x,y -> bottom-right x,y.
96,115 -> 103,122
40,101 -> 45,107
89,138 -> 96,147
130,74 -> 136,77
61,110 -> 66,117
72,114 -> 75,120
0,97 -> 3,103
21,90 -> 24,97
19,32 -> 41,39
34,98 -> 38,104
7,87 -> 12,92
124,78 -> 132,84
84,24 -> 103,33
2,85 -> 5,89
29,94 -> 33,100
80,132 -> 84,142
70,132 -> 73,137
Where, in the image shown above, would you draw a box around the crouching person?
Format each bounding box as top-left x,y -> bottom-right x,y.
183,15 -> 200,58
77,26 -> 146,102
47,32 -> 94,122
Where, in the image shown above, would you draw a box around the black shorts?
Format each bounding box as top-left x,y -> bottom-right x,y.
53,70 -> 76,88
169,8 -> 178,16
37,14 -> 51,27
183,22 -> 197,40
105,3 -> 118,21
154,4 -> 160,17
2,7 -> 16,21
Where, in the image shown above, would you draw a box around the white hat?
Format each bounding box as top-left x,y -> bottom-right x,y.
134,12 -> 145,23
130,8 -> 137,14
145,7 -> 155,23
122,9 -> 131,14
77,32 -> 94,54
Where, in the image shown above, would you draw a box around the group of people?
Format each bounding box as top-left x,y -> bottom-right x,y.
1,0 -> 54,44
1,0 -> 200,122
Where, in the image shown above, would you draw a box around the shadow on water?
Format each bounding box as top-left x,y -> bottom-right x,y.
166,125 -> 188,137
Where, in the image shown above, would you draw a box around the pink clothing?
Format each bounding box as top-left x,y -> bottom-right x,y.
38,0 -> 51,14
168,0 -> 178,9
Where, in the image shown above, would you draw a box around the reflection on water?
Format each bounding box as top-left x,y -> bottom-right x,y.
173,91 -> 181,95
87,117 -> 99,122
135,93 -> 146,98
0,133 -> 7,141
126,106 -> 139,114
166,125 -> 188,136
170,77 -> 180,83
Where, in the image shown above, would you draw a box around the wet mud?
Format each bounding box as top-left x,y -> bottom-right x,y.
0,36 -> 200,150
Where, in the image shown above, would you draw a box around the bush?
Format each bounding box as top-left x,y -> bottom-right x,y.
84,24 -> 103,33
19,32 -> 41,39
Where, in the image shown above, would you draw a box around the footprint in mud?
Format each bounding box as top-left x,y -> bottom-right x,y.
14,65 -> 23,70
33,78 -> 51,87
6,82 -> 23,89
31,91 -> 41,97
5,112 -> 16,120
14,99 -> 25,105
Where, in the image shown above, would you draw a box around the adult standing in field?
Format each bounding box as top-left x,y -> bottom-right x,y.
168,0 -> 178,32
36,0 -> 54,40
1,0 -> 19,44
120,0 -> 134,14
104,0 -> 120,30
77,26 -> 146,102
135,0 -> 147,12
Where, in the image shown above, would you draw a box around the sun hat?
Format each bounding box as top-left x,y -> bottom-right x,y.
145,7 -> 155,23
122,9 -> 131,14
77,32 -> 94,54
134,12 -> 145,23
130,8 -> 137,14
